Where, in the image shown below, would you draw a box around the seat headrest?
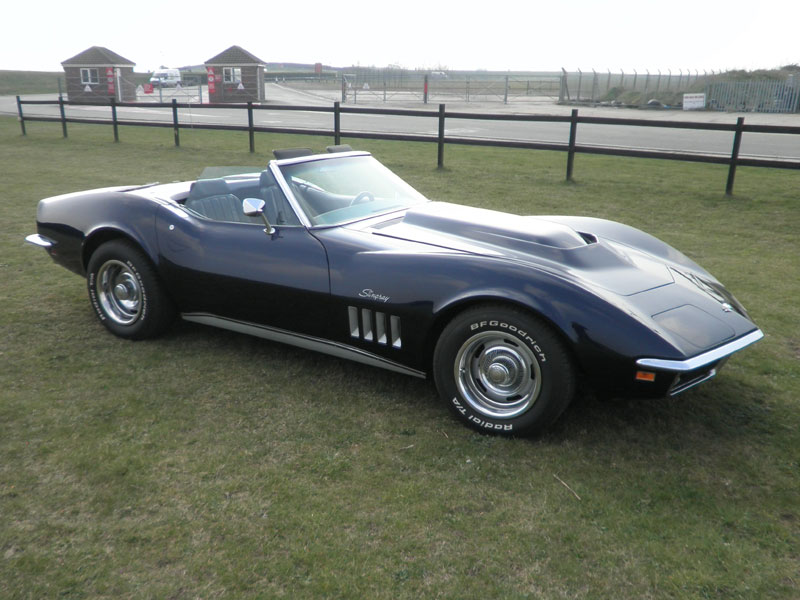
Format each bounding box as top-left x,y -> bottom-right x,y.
326,144 -> 353,153
273,148 -> 313,160
259,170 -> 276,188
188,178 -> 232,200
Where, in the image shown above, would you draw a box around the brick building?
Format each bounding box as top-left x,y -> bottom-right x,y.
61,46 -> 136,103
205,46 -> 266,103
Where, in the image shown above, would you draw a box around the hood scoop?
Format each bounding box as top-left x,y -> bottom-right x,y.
371,201 -> 674,296
376,201 -> 589,254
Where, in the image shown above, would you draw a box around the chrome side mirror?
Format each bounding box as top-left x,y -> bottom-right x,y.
242,198 -> 275,235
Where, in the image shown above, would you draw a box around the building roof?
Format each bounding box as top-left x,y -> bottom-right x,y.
205,45 -> 266,66
62,46 -> 135,67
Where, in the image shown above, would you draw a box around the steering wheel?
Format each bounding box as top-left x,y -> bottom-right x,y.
350,191 -> 375,206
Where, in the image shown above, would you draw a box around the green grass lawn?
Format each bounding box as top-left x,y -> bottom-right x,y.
0,70 -> 153,96
0,70 -> 64,96
1,117 -> 798,599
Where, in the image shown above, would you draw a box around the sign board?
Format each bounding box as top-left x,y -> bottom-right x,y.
206,67 -> 216,94
683,93 -> 706,110
143,83 -> 154,94
106,67 -> 115,95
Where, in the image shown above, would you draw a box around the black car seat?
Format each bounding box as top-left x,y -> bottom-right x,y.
184,178 -> 261,224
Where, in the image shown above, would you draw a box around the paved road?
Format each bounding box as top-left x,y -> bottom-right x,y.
2,84 -> 798,160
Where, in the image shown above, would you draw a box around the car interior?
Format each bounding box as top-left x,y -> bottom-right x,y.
183,170 -> 300,226
181,146 -> 356,226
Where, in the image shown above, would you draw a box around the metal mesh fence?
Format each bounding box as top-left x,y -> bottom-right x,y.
558,69 -> 710,104
120,74 -> 205,103
51,68 -> 800,112
706,80 -> 800,113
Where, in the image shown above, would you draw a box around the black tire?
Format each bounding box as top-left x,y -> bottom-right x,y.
86,240 -> 175,340
433,305 -> 576,436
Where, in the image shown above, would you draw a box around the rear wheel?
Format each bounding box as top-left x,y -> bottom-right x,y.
86,240 -> 175,339
433,305 -> 576,436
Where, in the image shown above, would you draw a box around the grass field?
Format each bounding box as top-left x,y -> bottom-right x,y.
1,116 -> 798,599
0,70 -> 153,96
0,70 -> 64,96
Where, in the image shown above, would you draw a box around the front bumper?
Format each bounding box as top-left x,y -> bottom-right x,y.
636,329 -> 764,396
25,233 -> 54,248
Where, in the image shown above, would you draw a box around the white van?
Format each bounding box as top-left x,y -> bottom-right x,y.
150,69 -> 181,87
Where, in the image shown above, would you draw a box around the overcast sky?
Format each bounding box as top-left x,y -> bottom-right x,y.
3,0 -> 797,73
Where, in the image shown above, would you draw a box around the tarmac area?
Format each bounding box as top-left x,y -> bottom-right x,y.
264,83 -> 800,129
2,83 -> 798,160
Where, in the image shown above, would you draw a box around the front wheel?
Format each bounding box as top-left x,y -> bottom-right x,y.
433,305 -> 576,436
86,240 -> 175,340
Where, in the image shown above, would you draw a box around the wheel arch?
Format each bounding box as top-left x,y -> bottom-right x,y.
84,230 -> 177,339
81,227 -> 156,273
422,291 -> 579,376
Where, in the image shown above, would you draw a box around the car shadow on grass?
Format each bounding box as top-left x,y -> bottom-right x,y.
162,320 -> 773,449
543,375 -> 773,449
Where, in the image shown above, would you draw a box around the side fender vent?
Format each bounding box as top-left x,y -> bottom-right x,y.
348,307 -> 401,349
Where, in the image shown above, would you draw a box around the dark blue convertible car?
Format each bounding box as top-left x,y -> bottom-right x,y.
26,148 -> 763,435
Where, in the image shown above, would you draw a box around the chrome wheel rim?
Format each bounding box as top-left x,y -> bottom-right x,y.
96,260 -> 142,325
454,331 -> 541,419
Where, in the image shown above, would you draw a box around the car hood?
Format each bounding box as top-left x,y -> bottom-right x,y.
371,201 -> 679,296
367,201 -> 757,355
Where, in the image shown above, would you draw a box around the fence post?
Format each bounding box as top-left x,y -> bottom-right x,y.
504,75 -> 509,104
172,99 -> 180,147
16,96 -> 26,136
725,117 -> 744,195
334,101 -> 341,145
247,102 -> 255,153
423,75 -> 429,104
110,97 -> 119,142
437,103 -> 445,169
566,109 -> 578,181
58,95 -> 68,138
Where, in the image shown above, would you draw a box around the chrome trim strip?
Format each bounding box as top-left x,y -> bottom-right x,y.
272,150 -> 371,167
25,233 -> 54,248
636,329 -> 763,372
268,152 -> 372,229
268,161 -> 313,229
376,312 -> 387,345
391,315 -> 402,349
361,308 -> 373,341
348,306 -> 359,338
669,369 -> 718,396
181,312 -> 425,379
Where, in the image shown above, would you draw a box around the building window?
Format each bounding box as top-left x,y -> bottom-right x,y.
80,68 -> 99,85
223,67 -> 242,84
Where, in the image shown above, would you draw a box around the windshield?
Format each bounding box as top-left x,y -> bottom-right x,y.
277,155 -> 428,226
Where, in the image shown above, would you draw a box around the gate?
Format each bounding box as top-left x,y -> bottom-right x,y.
706,80 -> 800,113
